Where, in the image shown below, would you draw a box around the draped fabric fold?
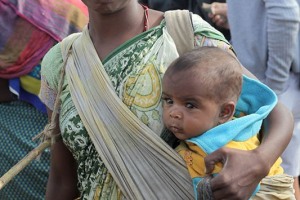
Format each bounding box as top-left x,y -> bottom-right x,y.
61,27 -> 194,199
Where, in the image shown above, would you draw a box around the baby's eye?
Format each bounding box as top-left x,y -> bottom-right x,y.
186,103 -> 196,109
165,98 -> 173,105
162,97 -> 173,105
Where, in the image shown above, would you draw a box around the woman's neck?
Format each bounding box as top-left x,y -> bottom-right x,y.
87,4 -> 163,60
88,3 -> 144,42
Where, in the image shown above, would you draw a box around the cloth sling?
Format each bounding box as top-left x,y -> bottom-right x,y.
61,10 -> 195,200
164,10 -> 194,56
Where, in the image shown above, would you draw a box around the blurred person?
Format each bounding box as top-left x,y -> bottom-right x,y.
139,0 -> 230,40
0,0 -> 88,199
210,0 -> 300,198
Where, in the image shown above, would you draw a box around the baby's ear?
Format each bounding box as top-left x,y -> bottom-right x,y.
218,101 -> 235,124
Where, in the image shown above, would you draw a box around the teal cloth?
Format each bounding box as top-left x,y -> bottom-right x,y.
188,75 -> 277,154
0,101 -> 49,200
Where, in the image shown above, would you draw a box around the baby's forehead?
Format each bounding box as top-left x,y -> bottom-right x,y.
164,67 -> 202,82
164,71 -> 207,90
168,63 -> 207,75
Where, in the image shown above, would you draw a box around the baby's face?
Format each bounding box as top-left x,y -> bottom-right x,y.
162,71 -> 222,140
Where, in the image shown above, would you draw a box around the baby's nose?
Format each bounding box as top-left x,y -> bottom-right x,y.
169,109 -> 182,119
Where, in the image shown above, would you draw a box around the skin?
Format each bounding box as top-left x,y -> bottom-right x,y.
0,78 -> 16,102
162,68 -> 235,141
83,0 -> 163,60
208,2 -> 229,30
45,0 -> 294,199
45,110 -> 79,200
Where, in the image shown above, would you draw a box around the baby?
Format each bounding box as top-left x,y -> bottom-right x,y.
162,46 -> 294,199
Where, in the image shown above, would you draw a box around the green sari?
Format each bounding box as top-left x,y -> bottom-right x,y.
40,14 -> 230,199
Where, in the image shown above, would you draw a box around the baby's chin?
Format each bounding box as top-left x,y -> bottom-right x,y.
174,131 -> 202,141
173,132 -> 189,141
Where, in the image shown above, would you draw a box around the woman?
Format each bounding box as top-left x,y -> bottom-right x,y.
39,0 -> 294,199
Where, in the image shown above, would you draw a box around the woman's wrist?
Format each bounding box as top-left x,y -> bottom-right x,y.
252,147 -> 272,177
256,102 -> 294,173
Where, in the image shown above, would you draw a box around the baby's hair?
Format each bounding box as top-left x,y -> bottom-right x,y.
165,46 -> 243,103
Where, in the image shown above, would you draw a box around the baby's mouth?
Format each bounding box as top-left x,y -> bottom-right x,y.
169,126 -> 182,133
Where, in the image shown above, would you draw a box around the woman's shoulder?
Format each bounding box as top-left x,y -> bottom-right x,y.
41,42 -> 64,89
191,13 -> 228,44
42,42 -> 63,70
148,9 -> 165,29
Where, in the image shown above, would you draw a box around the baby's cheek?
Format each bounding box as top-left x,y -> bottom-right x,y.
162,112 -> 169,125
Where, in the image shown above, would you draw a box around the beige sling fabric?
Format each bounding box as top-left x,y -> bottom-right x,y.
251,174 -> 295,200
60,26 -> 194,199
165,10 -> 194,56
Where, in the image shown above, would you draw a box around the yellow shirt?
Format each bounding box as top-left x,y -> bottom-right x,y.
176,135 -> 283,179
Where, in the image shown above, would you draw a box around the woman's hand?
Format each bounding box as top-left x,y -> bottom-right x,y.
205,147 -> 269,200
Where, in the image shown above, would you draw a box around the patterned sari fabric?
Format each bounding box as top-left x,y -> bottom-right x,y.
40,15 -> 230,199
0,0 -> 88,78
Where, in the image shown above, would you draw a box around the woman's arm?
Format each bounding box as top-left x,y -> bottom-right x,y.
45,108 -> 79,200
204,66 -> 294,199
